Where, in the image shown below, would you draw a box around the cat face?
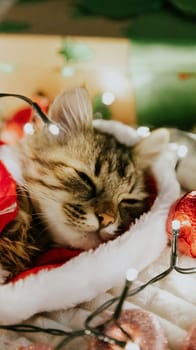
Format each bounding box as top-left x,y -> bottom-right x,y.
18,88 -> 169,250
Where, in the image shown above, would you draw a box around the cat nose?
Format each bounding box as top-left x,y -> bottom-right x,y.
97,213 -> 115,228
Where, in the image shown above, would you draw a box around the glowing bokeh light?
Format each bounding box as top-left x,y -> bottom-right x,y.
23,123 -> 34,135
102,92 -> 115,105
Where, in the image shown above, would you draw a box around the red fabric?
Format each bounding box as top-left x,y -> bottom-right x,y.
2,107 -> 32,144
144,171 -> 158,209
0,161 -> 18,232
8,107 -> 32,125
33,247 -> 83,267
12,247 -> 82,282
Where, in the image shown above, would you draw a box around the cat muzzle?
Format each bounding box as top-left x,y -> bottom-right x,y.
97,212 -> 115,229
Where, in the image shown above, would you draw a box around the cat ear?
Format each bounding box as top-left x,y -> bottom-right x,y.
48,87 -> 93,135
133,128 -> 169,167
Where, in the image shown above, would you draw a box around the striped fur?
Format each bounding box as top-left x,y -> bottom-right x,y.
0,88 -> 169,281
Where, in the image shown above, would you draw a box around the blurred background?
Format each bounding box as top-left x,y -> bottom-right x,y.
0,0 -> 196,139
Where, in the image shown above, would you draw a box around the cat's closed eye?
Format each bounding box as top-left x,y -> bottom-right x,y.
76,171 -> 97,199
120,198 -> 141,205
119,198 -> 147,222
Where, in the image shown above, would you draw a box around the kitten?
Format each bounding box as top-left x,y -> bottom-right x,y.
0,87 -> 169,281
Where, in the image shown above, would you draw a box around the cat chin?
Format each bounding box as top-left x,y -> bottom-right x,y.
99,230 -> 120,242
98,222 -> 121,242
0,264 -> 10,285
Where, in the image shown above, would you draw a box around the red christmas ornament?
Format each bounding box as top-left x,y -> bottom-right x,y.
0,161 -> 18,232
167,191 -> 196,257
88,309 -> 169,350
182,322 -> 196,350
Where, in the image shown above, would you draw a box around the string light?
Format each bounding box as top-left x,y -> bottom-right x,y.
0,93 -> 195,349
0,93 -> 51,125
23,123 -> 35,135
48,123 -> 60,135
177,144 -> 188,158
125,342 -> 140,350
126,268 -> 138,282
171,219 -> 181,231
136,126 -> 150,138
0,93 -> 61,138
0,227 -> 193,348
170,143 -> 188,158
84,217 -> 195,346
0,203 -> 194,349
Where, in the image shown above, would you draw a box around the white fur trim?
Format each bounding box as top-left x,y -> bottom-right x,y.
0,122 -> 181,325
93,119 -> 141,146
0,145 -> 23,184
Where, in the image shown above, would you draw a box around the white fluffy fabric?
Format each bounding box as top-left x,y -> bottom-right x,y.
0,121 -> 195,350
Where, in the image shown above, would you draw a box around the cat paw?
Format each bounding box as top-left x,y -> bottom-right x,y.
0,264 -> 10,284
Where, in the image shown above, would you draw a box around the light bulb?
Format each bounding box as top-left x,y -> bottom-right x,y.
177,144 -> 188,158
23,123 -> 34,135
137,126 -> 150,138
125,341 -> 140,350
48,123 -> 60,135
172,220 -> 181,231
126,268 -> 138,282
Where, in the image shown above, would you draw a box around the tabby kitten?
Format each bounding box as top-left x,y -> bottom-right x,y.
0,87 -> 169,281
